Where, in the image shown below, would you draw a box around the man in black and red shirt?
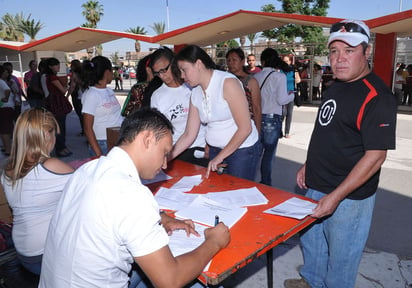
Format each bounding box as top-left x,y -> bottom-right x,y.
285,20 -> 397,288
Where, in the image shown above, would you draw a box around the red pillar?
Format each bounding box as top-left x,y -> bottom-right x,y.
373,32 -> 397,88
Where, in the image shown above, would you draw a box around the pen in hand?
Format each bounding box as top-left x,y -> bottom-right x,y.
215,215 -> 219,226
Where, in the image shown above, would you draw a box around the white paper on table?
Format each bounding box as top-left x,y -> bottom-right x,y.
204,187 -> 268,207
168,223 -> 211,271
154,187 -> 198,211
175,195 -> 247,228
141,170 -> 172,185
264,197 -> 317,220
170,175 -> 203,191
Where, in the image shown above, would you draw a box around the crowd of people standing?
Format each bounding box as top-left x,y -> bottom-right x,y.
0,18 -> 401,288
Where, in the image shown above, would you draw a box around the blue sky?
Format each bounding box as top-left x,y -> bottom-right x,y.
2,0 -> 411,54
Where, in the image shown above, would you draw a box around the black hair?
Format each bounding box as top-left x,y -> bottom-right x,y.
29,60 -> 36,67
175,45 -> 216,69
0,65 -> 5,77
117,107 -> 174,146
38,59 -> 47,73
226,48 -> 245,61
70,59 -> 82,74
44,57 -> 60,75
81,55 -> 112,90
260,48 -> 289,72
149,46 -> 183,85
136,54 -> 151,83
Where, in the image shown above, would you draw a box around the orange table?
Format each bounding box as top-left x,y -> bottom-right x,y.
149,160 -> 317,287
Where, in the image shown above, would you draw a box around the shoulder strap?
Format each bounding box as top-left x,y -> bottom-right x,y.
259,71 -> 275,89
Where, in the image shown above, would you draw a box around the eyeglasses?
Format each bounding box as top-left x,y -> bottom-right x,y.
330,22 -> 369,39
152,63 -> 170,77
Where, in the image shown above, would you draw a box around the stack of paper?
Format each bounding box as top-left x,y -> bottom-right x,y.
154,187 -> 198,211
204,187 -> 268,207
170,175 -> 203,191
264,197 -> 317,220
175,195 -> 247,228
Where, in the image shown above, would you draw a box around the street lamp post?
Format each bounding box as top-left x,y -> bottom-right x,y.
166,0 -> 170,32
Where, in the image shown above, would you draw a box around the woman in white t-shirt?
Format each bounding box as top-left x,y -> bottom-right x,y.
81,56 -> 124,157
2,108 -> 74,275
172,45 -> 259,180
150,47 -> 207,167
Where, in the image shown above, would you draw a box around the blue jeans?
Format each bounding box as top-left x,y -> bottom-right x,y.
88,140 -> 108,157
260,114 -> 282,186
300,189 -> 376,288
208,140 -> 259,181
17,253 -> 42,275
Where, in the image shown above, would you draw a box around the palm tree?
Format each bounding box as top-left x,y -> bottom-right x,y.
18,15 -> 44,42
81,1 -> 104,28
81,1 -> 104,57
150,22 -> 165,35
239,35 -> 246,48
0,13 -> 24,41
247,33 -> 257,52
125,26 -> 147,53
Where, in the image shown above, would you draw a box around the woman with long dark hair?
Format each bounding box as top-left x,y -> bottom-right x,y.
171,45 -> 259,180
81,56 -> 124,157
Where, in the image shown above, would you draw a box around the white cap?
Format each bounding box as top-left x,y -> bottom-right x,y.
328,19 -> 370,47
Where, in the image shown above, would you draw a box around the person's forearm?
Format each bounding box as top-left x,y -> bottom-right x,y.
171,132 -> 195,159
84,128 -> 102,156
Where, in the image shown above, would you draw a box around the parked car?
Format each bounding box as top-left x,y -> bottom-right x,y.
123,67 -> 136,79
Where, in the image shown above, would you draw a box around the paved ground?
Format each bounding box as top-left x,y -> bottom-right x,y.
1,82 -> 411,287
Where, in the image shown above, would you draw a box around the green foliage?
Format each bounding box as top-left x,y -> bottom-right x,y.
81,0 -> 104,28
260,0 -> 330,53
18,15 -> 44,41
125,26 -> 147,52
126,26 -> 147,35
81,1 -> 104,56
150,22 -> 165,35
0,13 -> 25,41
110,51 -> 120,66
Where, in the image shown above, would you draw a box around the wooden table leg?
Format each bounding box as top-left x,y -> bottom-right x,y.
266,249 -> 273,288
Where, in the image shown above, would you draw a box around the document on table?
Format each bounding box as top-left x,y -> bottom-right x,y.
170,175 -> 203,191
141,170 -> 172,185
204,187 -> 268,207
168,223 -> 211,271
154,187 -> 198,211
175,195 -> 247,228
264,197 -> 317,220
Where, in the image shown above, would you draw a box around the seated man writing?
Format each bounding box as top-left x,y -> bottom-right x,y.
39,107 -> 230,288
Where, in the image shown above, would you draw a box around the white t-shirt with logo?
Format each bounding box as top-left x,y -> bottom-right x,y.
82,86 -> 124,140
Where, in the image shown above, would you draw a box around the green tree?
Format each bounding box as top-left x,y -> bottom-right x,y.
81,1 -> 104,57
18,15 -> 44,42
81,0 -> 104,28
0,13 -> 24,41
125,26 -> 147,52
110,51 -> 120,66
260,0 -> 330,54
150,22 -> 165,35
247,33 -> 258,51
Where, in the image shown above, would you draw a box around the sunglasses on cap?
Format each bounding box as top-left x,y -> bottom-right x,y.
152,63 -> 170,77
330,22 -> 369,39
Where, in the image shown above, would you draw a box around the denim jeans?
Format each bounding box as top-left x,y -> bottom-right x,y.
300,189 -> 376,288
88,140 -> 108,157
208,140 -> 259,181
17,253 -> 42,275
260,114 -> 282,186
